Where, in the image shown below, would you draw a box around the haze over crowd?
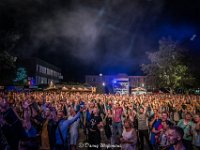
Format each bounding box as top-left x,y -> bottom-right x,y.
0,0 -> 199,81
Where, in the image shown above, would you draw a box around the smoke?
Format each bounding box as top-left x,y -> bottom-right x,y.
0,0 -> 171,79
29,0 -> 165,67
31,7 -> 101,62
1,0 -> 200,81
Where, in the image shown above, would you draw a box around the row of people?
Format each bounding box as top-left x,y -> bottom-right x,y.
0,92 -> 199,150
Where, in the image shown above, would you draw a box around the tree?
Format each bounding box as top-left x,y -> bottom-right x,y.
0,51 -> 16,85
14,67 -> 27,85
183,47 -> 200,89
141,38 -> 193,93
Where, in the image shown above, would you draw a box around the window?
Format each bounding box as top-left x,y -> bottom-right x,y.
41,77 -> 47,84
36,76 -> 47,84
38,65 -> 46,74
54,71 -> 59,77
36,65 -> 39,72
46,68 -> 49,75
47,68 -> 54,76
36,76 -> 39,84
48,79 -> 51,84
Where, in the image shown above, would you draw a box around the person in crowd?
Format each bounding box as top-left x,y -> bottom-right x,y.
158,120 -> 170,149
131,108 -> 138,129
151,111 -> 173,150
0,91 -> 200,150
0,128 -> 10,150
88,107 -> 104,150
149,109 -> 160,129
55,108 -> 81,150
103,106 -> 112,143
22,101 -> 38,138
83,102 -> 94,141
137,107 -> 153,150
68,107 -> 80,150
192,113 -> 200,150
120,119 -> 137,150
112,102 -> 123,144
172,106 -> 181,125
40,107 -> 57,150
177,112 -> 194,150
167,126 -> 186,150
0,100 -> 27,150
29,100 -> 45,134
21,101 -> 40,150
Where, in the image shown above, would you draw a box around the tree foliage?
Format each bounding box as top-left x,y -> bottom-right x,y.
0,51 -> 16,85
141,38 -> 193,92
14,67 -> 27,85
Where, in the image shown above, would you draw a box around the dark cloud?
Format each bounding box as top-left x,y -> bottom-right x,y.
0,0 -> 200,81
29,0 -> 165,65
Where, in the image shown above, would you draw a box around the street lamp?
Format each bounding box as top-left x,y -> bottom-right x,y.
102,82 -> 106,86
50,80 -> 54,87
141,83 -> 144,87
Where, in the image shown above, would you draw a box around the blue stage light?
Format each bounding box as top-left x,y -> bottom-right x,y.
113,80 -> 117,84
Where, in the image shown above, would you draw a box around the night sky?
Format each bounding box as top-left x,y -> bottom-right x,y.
0,0 -> 200,82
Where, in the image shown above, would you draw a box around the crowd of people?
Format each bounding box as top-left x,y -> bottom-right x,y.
0,91 -> 200,150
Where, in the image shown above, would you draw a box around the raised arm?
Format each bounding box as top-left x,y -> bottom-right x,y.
103,102 -> 108,115
22,101 -> 31,121
152,125 -> 161,134
149,117 -> 157,129
63,111 -> 80,127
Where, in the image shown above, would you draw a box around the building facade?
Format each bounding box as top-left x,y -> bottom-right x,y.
85,74 -> 151,94
17,58 -> 63,85
86,74 -> 146,87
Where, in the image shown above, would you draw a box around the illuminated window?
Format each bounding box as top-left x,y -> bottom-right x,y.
38,65 -> 46,74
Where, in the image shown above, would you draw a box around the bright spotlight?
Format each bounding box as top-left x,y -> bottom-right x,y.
113,80 -> 117,84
